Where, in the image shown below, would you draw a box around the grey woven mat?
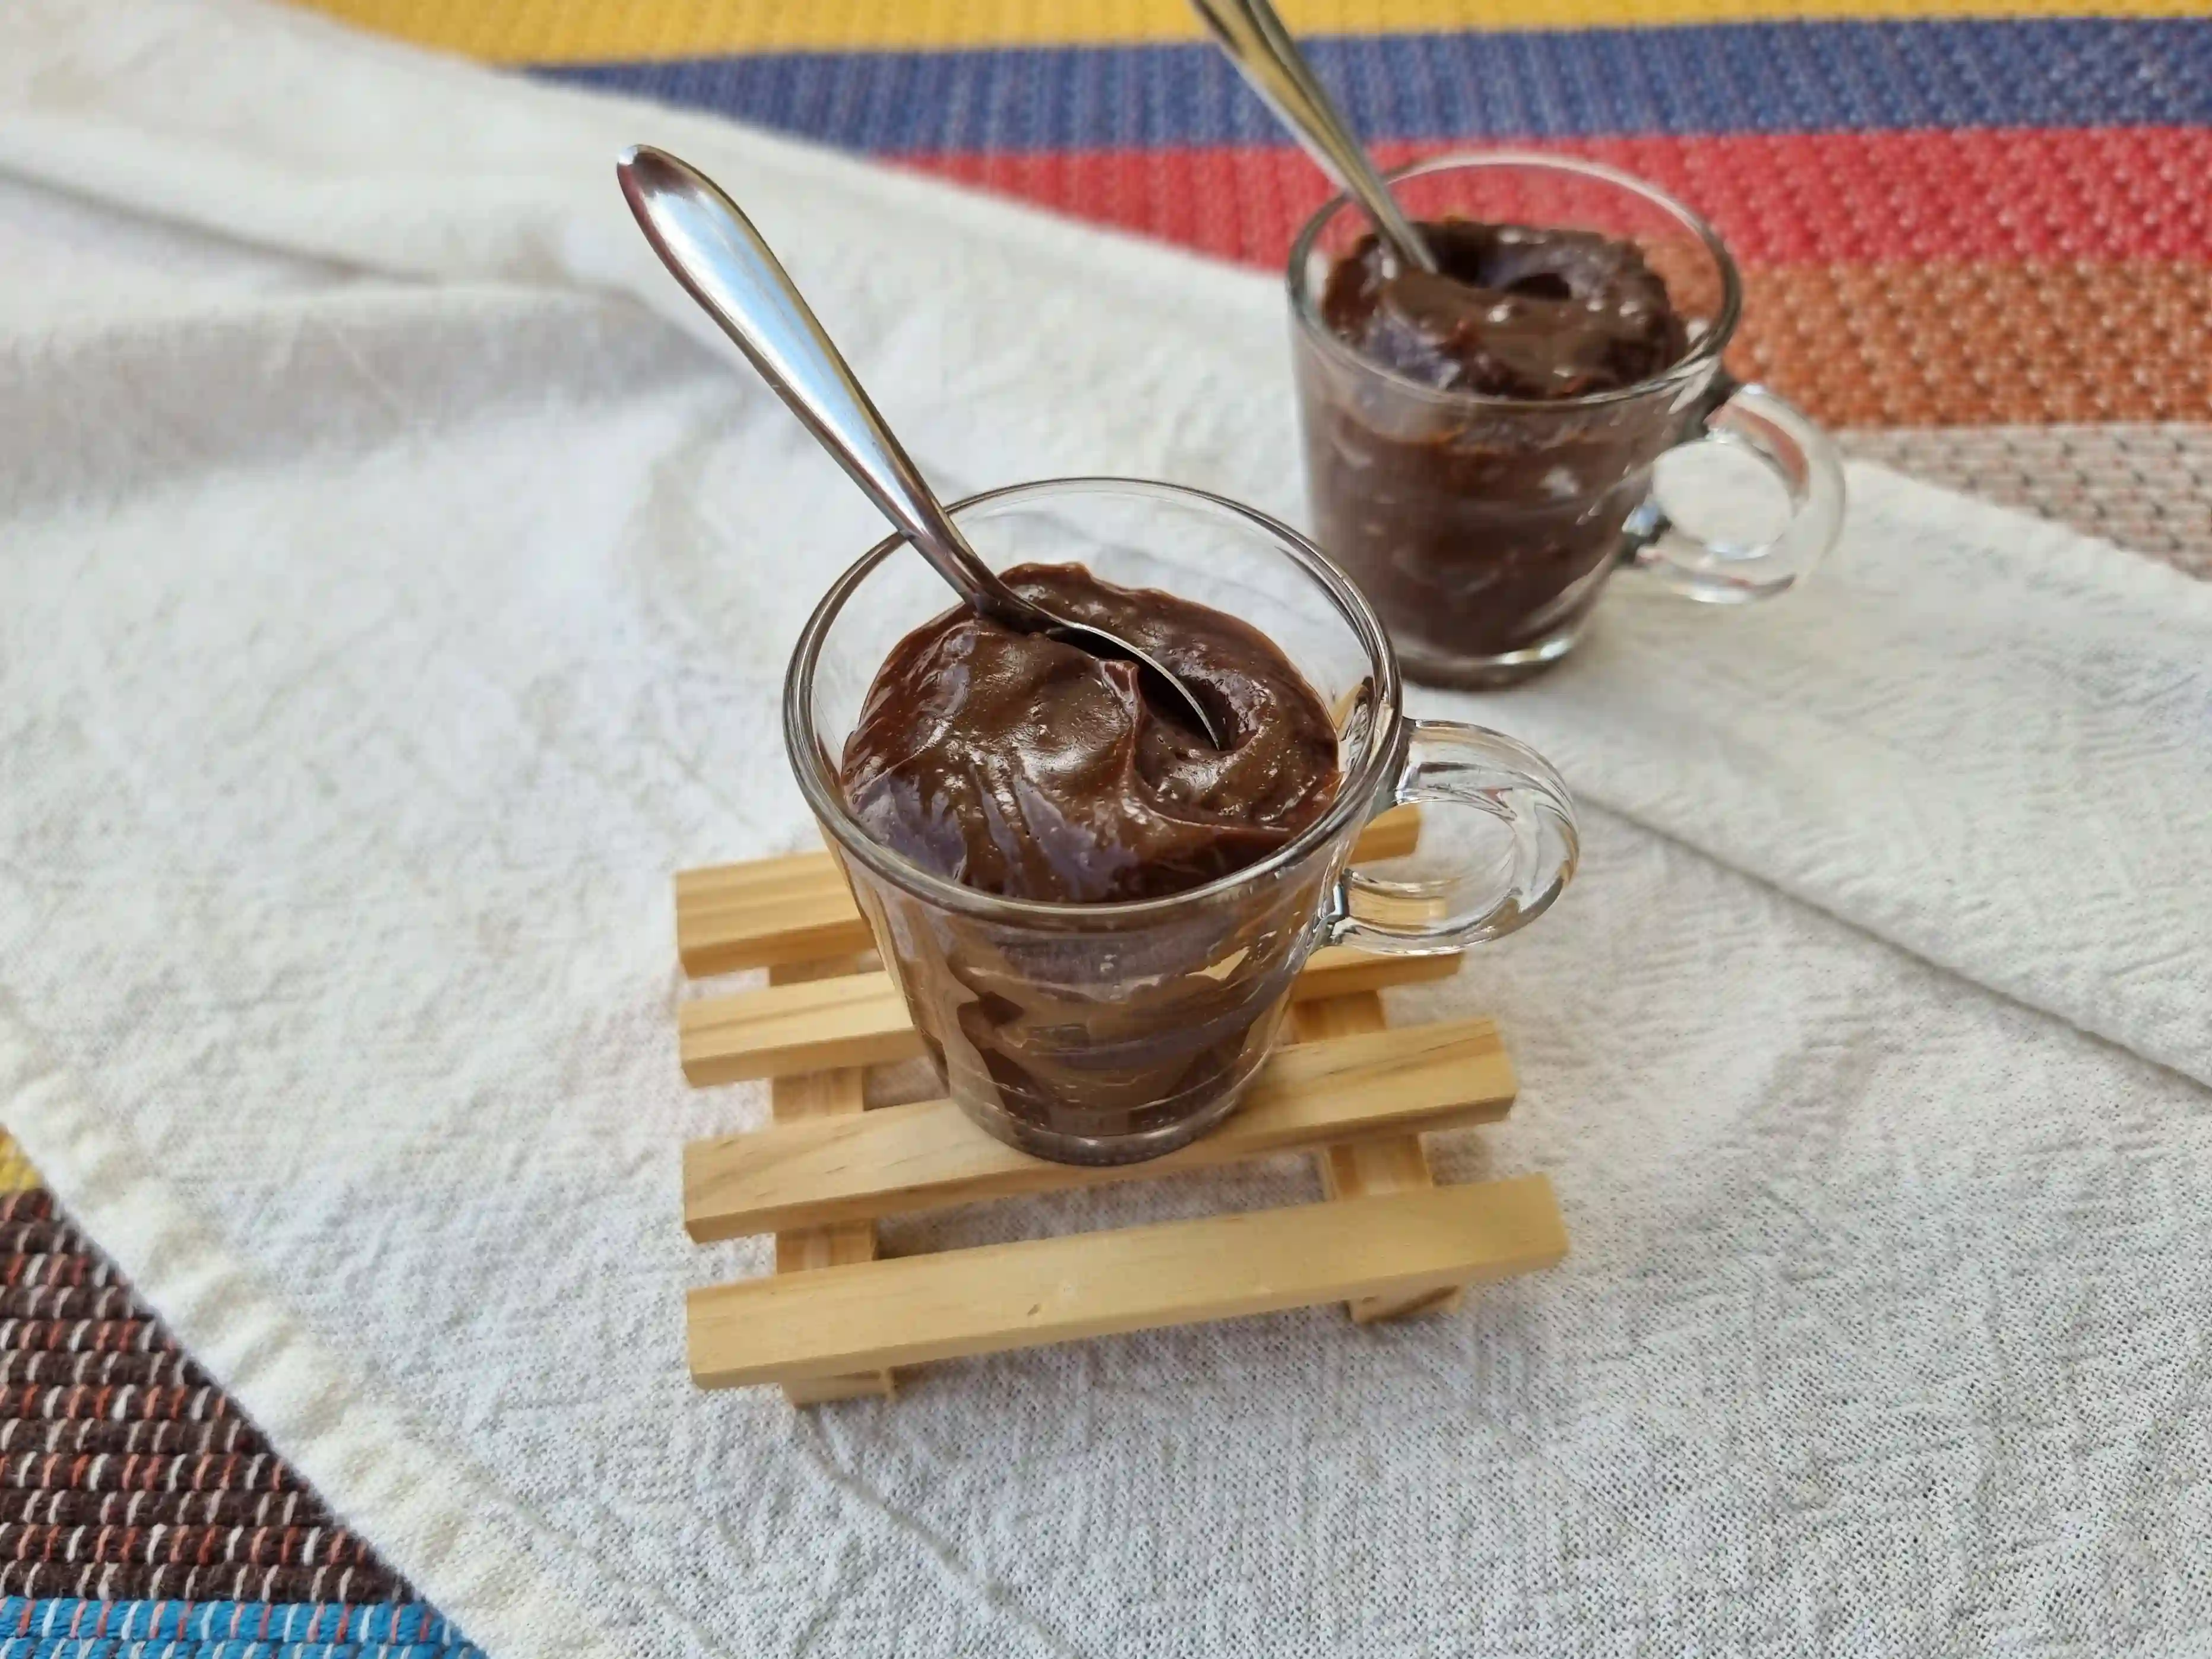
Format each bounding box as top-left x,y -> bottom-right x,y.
1848,424 -> 2212,580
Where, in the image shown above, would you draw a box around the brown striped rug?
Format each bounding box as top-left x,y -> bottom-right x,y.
0,1180 -> 417,1611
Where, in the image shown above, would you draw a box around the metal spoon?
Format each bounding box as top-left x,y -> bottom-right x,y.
615,145 -> 1227,748
1189,0 -> 1438,275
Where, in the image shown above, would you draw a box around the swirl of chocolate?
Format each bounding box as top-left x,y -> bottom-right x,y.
1321,219 -> 1687,399
838,562 -> 1340,905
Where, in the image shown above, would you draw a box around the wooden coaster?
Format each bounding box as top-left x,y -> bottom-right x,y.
673,808 -> 1567,1401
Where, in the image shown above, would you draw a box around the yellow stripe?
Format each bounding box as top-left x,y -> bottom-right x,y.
291,0 -> 2204,65
0,1132 -> 39,1194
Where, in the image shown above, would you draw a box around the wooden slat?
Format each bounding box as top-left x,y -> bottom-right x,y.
681,970 -> 922,1088
765,958 -> 892,1406
684,1016 -> 1514,1241
1295,992 -> 1463,1325
679,940 -> 1459,1088
674,805 -> 1424,979
676,851 -> 864,978
687,1177 -> 1566,1388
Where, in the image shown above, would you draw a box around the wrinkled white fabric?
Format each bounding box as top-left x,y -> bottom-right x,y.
2,3 -> 2209,1655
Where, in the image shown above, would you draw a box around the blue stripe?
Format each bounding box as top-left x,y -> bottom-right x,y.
0,1603 -> 473,1652
0,1644 -> 478,1657
540,17 -> 2210,152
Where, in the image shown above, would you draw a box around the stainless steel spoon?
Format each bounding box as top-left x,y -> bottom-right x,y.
615,145 -> 1227,748
1189,0 -> 1438,275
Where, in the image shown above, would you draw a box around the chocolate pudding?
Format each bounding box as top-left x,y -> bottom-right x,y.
1297,218 -> 1701,682
1320,221 -> 1686,399
840,563 -> 1340,904
834,563 -> 1345,1158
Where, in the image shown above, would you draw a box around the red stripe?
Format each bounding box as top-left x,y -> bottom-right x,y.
902,126 -> 2212,269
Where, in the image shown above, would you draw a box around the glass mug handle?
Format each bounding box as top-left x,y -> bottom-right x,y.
1626,376 -> 1846,603
1326,718 -> 1579,955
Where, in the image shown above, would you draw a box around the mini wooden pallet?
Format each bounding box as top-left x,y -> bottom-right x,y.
674,807 -> 1568,1404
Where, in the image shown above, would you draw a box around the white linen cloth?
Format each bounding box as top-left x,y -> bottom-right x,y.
3,3 -> 2210,1653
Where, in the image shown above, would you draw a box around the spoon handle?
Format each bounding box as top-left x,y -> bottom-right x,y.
616,145 -> 1027,623
1190,0 -> 1438,274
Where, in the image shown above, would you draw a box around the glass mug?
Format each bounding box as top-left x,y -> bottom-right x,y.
785,478 -> 1578,1165
1290,152 -> 1846,687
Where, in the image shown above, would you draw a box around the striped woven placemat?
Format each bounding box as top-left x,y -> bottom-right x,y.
0,1147 -> 479,1655
299,0 -> 2212,436
295,0 -> 2212,563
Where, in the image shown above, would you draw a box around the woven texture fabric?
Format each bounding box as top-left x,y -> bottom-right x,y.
281,2 -> 2212,516
0,1155 -> 478,1654
0,1184 -> 399,1606
284,2 -> 2212,430
289,0 -> 2209,61
0,2 -> 2204,1651
520,11 -> 2212,428
4,11 -> 2212,1657
1841,423 -> 2212,576
0,1596 -> 473,1651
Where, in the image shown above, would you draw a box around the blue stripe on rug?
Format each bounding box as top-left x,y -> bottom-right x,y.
0,1645 -> 476,1657
540,17 -> 2210,154
0,1601 -> 476,1652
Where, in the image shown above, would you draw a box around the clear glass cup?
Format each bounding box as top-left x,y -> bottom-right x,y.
786,478 -> 1579,1165
1290,152 -> 1845,687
